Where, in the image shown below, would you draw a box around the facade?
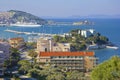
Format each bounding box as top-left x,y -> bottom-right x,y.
37,37 -> 54,52
37,51 -> 98,71
37,37 -> 71,53
0,42 -> 10,75
78,29 -> 96,38
53,43 -> 71,52
9,37 -> 26,49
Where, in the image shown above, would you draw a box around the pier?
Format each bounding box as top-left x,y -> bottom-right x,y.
4,29 -> 57,37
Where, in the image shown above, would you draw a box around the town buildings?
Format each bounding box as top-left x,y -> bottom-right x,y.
9,37 -> 26,49
0,42 -> 10,75
37,37 -> 71,53
37,51 -> 98,71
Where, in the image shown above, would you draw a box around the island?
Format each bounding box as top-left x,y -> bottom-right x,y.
73,20 -> 94,26
0,10 -> 47,26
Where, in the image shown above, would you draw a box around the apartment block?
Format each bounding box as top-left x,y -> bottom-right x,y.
9,37 -> 26,49
37,51 -> 98,71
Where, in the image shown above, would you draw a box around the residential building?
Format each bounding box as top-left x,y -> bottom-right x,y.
37,51 -> 98,71
37,37 -> 54,52
9,37 -> 26,49
37,37 -> 71,53
0,42 -> 10,75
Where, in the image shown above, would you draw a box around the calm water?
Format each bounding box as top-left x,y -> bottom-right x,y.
0,18 -> 120,63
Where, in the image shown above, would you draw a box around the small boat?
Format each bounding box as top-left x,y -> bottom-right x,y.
106,46 -> 119,49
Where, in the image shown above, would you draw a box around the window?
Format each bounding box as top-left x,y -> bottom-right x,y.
45,48 -> 47,52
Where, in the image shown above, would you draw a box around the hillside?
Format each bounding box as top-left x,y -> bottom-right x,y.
0,10 -> 47,25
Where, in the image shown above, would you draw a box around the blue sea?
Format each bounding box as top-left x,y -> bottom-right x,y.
0,18 -> 120,63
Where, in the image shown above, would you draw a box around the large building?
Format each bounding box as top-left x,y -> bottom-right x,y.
9,37 -> 26,49
37,37 -> 71,53
78,29 -> 96,38
37,37 -> 54,52
0,42 -> 10,75
37,51 -> 98,71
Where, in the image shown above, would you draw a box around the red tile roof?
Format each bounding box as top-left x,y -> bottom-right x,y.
39,51 -> 94,57
10,37 -> 24,40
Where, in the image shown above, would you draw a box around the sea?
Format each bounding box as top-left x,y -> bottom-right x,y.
0,18 -> 120,63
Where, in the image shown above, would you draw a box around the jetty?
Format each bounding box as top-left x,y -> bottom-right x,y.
4,29 -> 57,37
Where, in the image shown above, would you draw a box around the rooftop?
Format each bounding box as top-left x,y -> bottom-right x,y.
10,37 -> 24,40
39,51 -> 94,57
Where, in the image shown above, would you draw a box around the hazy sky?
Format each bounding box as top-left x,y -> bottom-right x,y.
0,0 -> 120,17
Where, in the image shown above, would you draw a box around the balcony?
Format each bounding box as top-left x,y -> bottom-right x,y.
51,58 -> 83,60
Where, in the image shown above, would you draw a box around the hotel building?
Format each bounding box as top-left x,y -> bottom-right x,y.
37,51 -> 98,71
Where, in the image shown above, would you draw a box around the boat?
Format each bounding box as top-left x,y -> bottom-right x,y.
10,22 -> 42,27
106,46 -> 119,49
10,24 -> 42,27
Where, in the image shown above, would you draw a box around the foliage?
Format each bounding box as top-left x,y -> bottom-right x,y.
66,70 -> 84,80
26,64 -> 86,80
4,48 -> 20,68
28,49 -> 38,58
91,56 -> 120,80
26,42 -> 37,49
18,60 -> 32,74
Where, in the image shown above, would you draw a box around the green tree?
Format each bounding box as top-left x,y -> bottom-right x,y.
66,70 -> 84,80
3,60 -> 11,68
18,60 -> 32,74
91,56 -> 120,80
28,49 -> 38,58
26,42 -> 37,49
53,35 -> 62,42
40,66 -> 65,80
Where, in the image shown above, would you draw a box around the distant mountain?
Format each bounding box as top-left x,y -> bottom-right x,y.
0,10 -> 47,25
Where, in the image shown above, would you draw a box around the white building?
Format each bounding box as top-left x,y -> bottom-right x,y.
0,42 -> 10,75
79,29 -> 96,38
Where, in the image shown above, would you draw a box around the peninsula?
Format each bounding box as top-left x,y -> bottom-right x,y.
0,10 -> 47,26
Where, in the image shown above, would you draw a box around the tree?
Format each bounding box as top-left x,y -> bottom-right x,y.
66,70 -> 84,80
28,49 -> 38,58
91,56 -> 120,80
18,60 -> 32,74
40,66 -> 65,80
26,42 -> 37,49
3,60 -> 11,68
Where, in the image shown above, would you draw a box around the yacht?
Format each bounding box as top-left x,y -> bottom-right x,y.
106,46 -> 119,49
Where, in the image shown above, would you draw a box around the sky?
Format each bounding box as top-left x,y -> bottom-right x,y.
0,0 -> 120,18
